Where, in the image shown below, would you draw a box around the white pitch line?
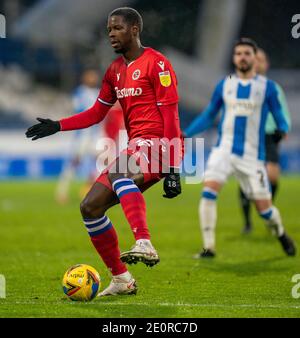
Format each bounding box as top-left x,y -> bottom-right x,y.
96,302 -> 300,310
9,301 -> 300,310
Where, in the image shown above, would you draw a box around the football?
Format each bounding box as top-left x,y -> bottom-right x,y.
62,264 -> 101,301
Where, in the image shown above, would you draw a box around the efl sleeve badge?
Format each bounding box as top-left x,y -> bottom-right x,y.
159,71 -> 172,87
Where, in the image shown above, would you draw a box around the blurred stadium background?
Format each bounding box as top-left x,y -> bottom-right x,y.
0,0 -> 300,179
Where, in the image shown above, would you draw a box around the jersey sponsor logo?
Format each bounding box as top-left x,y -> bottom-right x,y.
159,71 -> 171,87
132,69 -> 141,80
227,99 -> 259,116
157,61 -> 165,71
115,86 -> 143,99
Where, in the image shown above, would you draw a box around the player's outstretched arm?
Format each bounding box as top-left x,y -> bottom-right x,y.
184,103 -> 220,137
184,79 -> 224,138
25,118 -> 60,140
25,99 -> 111,141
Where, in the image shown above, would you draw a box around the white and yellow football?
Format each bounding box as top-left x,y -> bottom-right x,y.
62,264 -> 101,301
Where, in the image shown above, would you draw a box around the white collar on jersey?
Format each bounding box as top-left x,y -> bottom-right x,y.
127,61 -> 135,67
232,74 -> 259,85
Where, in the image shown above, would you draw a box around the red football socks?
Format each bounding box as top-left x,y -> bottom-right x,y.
83,216 -> 127,276
112,178 -> 150,240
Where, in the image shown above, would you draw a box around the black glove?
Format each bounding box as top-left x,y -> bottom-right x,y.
25,118 -> 60,140
272,130 -> 285,144
163,167 -> 181,199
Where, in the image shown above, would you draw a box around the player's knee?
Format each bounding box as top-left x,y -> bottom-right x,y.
80,198 -> 98,218
259,206 -> 274,220
80,199 -> 90,217
80,194 -> 108,219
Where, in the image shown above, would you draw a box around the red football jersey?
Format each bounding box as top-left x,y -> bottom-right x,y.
98,47 -> 179,140
102,101 -> 124,141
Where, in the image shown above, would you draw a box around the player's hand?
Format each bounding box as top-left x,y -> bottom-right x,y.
163,167 -> 181,199
25,118 -> 60,140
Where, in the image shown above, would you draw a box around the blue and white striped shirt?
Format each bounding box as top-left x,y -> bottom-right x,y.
185,74 -> 289,161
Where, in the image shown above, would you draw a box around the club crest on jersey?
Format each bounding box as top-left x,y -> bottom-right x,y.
132,69 -> 141,80
159,71 -> 171,87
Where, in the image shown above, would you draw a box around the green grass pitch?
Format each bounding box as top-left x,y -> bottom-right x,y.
0,177 -> 299,318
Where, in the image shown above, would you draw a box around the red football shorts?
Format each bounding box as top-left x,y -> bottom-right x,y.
96,137 -> 182,192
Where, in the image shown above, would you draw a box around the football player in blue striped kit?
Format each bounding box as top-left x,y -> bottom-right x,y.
185,38 -> 296,258
239,48 -> 291,233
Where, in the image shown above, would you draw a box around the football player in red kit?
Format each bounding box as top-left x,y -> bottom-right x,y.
26,7 -> 183,296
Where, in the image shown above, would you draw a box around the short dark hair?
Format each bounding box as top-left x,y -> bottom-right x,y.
109,7 -> 143,33
234,37 -> 258,53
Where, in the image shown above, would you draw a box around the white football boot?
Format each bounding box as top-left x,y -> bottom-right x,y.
98,275 -> 137,297
120,240 -> 160,267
